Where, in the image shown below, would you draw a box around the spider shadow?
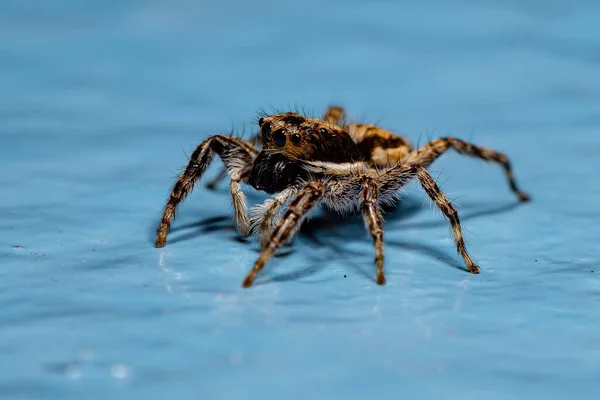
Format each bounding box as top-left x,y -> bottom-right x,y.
292,205 -> 466,282
287,197 -> 526,280
393,200 -> 525,230
266,237 -> 470,285
148,184 -> 267,246
150,194 -> 422,248
300,196 -> 524,234
260,196 -> 522,283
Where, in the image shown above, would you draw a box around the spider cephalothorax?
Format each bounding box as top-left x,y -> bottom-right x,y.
249,112 -> 360,194
155,106 -> 530,288
258,112 -> 362,162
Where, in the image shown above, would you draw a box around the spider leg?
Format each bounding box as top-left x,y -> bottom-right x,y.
155,135 -> 258,248
250,186 -> 301,249
375,163 -> 480,273
360,177 -> 386,284
415,165 -> 480,273
323,105 -> 346,126
242,181 -> 326,288
206,135 -> 261,190
229,169 -> 252,237
405,137 -> 530,202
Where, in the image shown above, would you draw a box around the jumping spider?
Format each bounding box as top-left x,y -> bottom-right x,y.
155,106 -> 530,287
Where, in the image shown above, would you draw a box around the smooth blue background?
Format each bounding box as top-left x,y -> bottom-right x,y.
1,1 -> 599,399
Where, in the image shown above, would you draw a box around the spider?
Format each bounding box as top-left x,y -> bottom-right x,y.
154,106 -> 530,287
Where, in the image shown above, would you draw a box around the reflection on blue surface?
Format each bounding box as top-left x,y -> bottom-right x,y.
1,1 -> 599,399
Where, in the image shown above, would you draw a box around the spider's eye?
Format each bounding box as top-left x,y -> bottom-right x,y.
258,117 -> 264,126
272,129 -> 286,146
319,128 -> 328,135
261,123 -> 271,140
290,133 -> 301,145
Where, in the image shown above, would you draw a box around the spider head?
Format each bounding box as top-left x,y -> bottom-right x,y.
258,113 -> 311,149
257,112 -> 362,163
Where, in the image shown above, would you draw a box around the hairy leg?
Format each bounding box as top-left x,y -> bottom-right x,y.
229,169 -> 252,236
242,181 -> 326,287
206,134 -> 261,190
155,135 -> 258,247
405,137 -> 530,201
317,163 -> 477,280
360,177 -> 386,284
374,163 -> 479,273
414,165 -> 480,273
249,186 -> 300,248
323,105 -> 346,126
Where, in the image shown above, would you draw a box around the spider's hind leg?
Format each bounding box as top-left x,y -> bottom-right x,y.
405,137 -> 530,202
155,135 -> 258,248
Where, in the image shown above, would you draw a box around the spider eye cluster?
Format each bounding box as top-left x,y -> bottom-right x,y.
259,117 -> 302,146
272,129 -> 286,146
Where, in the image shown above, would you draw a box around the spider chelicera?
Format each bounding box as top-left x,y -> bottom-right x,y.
155,106 -> 530,287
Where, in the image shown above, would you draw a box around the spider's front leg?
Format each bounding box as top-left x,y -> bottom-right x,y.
249,186 -> 300,249
206,134 -> 261,190
242,181 -> 325,288
322,174 -> 396,285
155,135 -> 258,248
405,137 -> 530,202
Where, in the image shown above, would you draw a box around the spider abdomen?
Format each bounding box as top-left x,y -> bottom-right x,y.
347,124 -> 413,167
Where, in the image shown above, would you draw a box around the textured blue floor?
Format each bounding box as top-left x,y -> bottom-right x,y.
2,1 -> 600,399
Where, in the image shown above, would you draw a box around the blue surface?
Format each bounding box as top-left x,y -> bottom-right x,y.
1,1 -> 599,399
